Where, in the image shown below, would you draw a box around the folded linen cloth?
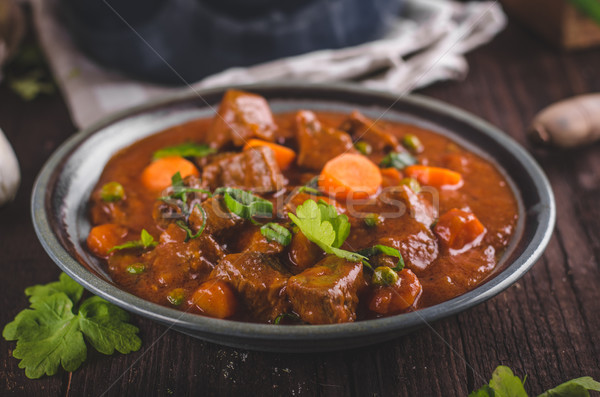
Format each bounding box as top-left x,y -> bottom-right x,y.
31,0 -> 506,129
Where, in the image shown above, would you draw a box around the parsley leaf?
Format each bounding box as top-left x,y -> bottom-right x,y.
152,142 -> 215,160
538,377 -> 600,396
3,293 -> 86,379
289,199 -> 365,263
25,272 -> 84,304
78,296 -> 141,355
470,365 -> 600,397
3,274 -> 141,379
109,229 -> 157,253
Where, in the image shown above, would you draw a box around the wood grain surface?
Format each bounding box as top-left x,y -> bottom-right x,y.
1,19 -> 599,397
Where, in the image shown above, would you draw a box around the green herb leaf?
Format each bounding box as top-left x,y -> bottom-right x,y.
25,272 -> 84,304
289,199 -> 365,263
159,172 -> 211,210
152,142 -> 215,160
538,377 -> 600,397
78,296 -> 141,355
380,151 -> 417,170
568,0 -> 600,26
260,223 -> 292,246
176,205 -> 207,241
470,365 -> 527,397
297,176 -> 322,195
3,273 -> 142,378
273,313 -> 304,325
109,229 -> 157,253
2,293 -> 86,378
214,187 -> 273,220
358,245 -> 405,271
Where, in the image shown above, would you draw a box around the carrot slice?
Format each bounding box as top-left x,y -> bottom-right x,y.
191,280 -> 237,319
318,153 -> 382,199
434,208 -> 486,253
380,167 -> 403,188
141,156 -> 199,192
87,223 -> 128,258
243,139 -> 296,170
404,165 -> 462,189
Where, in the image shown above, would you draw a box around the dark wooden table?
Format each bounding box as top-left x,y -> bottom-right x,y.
1,18 -> 599,397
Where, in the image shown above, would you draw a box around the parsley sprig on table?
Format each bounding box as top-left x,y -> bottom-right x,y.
471,365 -> 600,397
3,273 -> 141,379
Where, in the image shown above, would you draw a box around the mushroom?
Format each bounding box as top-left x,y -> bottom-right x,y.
0,127 -> 20,206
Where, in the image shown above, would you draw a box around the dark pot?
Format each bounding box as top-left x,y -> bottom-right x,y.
58,0 -> 404,85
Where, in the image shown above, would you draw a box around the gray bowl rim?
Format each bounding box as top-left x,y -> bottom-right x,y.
31,82 -> 556,348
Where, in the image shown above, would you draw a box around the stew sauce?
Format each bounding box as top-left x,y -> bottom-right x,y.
87,90 -> 518,324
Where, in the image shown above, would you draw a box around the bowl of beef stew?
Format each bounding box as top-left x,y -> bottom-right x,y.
32,84 -> 555,351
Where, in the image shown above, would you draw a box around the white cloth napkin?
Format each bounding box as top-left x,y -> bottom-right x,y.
31,0 -> 506,129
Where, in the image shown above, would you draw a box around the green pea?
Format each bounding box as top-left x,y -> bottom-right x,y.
402,134 -> 424,153
364,213 -> 384,227
125,263 -> 145,274
400,177 -> 421,194
101,181 -> 125,202
354,141 -> 373,156
167,288 -> 185,306
372,266 -> 399,286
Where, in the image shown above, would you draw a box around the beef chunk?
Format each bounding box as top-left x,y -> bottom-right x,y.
285,231 -> 324,274
201,146 -> 284,192
211,252 -> 291,322
189,197 -> 242,237
287,256 -> 364,324
206,90 -> 277,149
141,224 -> 225,287
339,110 -> 401,152
233,226 -> 284,255
295,111 -> 355,170
371,229 -> 439,273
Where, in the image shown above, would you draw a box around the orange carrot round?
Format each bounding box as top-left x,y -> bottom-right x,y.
191,280 -> 237,319
141,156 -> 199,192
404,165 -> 462,189
243,139 -> 296,170
87,223 -> 128,258
318,153 -> 382,200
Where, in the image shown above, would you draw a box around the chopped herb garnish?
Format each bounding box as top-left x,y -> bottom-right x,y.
273,313 -> 304,325
297,176 -> 322,195
100,181 -> 125,202
160,172 -> 211,205
125,263 -> 145,274
166,289 -> 185,306
380,151 -> 417,170
176,205 -> 207,241
152,142 -> 215,160
214,187 -> 273,220
289,199 -> 365,263
358,244 -> 405,271
2,273 -> 141,379
260,223 -> 292,246
109,229 -> 157,253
